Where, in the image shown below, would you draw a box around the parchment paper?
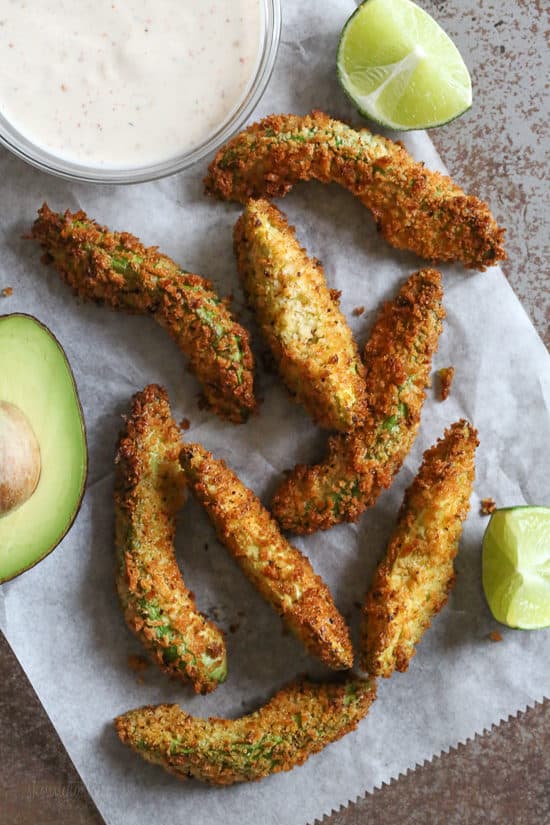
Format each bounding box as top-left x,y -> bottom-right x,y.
1,2 -> 549,824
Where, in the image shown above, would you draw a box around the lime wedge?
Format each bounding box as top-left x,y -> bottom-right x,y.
482,507 -> 550,630
337,0 -> 472,130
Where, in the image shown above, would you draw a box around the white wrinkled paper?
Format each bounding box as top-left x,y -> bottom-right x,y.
1,2 -> 549,824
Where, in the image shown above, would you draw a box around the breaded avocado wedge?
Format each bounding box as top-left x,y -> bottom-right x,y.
234,199 -> 367,432
115,385 -> 226,694
115,676 -> 376,784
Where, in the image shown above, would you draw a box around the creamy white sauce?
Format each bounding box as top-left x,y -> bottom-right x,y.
0,0 -> 262,167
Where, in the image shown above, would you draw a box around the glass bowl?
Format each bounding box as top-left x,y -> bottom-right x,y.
0,0 -> 281,184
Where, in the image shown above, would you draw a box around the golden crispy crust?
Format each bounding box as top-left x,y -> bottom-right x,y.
206,111 -> 506,270
234,199 -> 367,432
31,204 -> 256,423
180,442 -> 353,670
271,269 -> 445,534
360,420 -> 478,677
114,385 -> 227,694
115,676 -> 376,784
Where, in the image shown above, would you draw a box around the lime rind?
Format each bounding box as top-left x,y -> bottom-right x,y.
482,506 -> 550,630
337,0 -> 472,131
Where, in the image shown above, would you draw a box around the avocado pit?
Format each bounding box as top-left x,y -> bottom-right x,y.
0,400 -> 41,516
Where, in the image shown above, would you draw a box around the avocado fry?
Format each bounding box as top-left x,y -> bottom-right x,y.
115,676 -> 376,784
271,269 -> 445,534
360,420 -> 478,678
205,111 -> 506,270
234,199 -> 367,432
179,443 -> 353,670
115,385 -> 226,694
31,204 -> 256,424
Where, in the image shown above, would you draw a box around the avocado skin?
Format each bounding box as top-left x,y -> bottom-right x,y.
0,313 -> 88,584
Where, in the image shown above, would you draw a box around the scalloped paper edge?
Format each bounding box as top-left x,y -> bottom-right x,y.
312,695 -> 549,825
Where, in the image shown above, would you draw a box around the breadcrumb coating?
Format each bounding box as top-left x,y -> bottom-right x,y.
205,111 -> 506,270
31,204 -> 256,423
438,367 -> 455,401
234,199 -> 367,432
115,676 -> 376,784
180,442 -> 353,670
271,269 -> 444,534
480,497 -> 497,516
114,385 -> 226,694
360,420 -> 478,677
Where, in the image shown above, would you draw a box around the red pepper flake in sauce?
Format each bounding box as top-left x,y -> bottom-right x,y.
1,287 -> 13,298
489,631 -> 503,642
179,417 -> 191,431
352,306 -> 365,317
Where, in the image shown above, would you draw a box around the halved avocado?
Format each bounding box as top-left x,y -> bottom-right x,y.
0,314 -> 87,583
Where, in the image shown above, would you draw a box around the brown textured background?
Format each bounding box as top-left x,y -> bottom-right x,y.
1,1 -> 548,823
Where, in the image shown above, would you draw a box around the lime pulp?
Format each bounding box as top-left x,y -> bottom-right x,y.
482,506 -> 550,630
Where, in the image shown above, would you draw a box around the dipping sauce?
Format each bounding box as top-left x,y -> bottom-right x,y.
0,1 -> 262,168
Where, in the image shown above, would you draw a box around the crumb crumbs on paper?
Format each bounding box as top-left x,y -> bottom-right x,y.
481,497 -> 497,516
1,286 -> 13,297
352,306 -> 365,317
437,366 -> 455,400
128,654 -> 149,673
180,417 -> 190,430
489,631 -> 503,642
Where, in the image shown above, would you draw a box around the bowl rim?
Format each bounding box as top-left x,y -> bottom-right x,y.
0,0 -> 282,185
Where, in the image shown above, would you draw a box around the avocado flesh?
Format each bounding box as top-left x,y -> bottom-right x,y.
0,314 -> 87,583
